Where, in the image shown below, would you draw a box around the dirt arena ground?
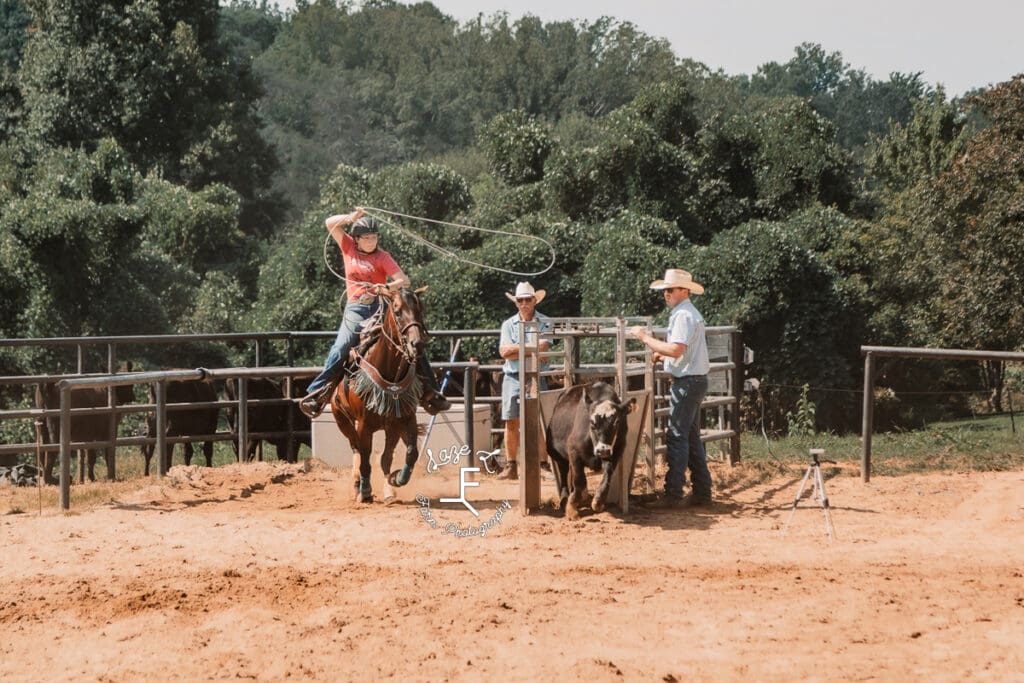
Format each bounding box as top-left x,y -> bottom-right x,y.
1,459 -> 1022,682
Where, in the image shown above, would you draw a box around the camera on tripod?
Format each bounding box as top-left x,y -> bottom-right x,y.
808,448 -> 836,466
783,448 -> 837,542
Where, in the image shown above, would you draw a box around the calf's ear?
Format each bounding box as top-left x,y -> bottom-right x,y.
621,398 -> 637,413
414,285 -> 429,295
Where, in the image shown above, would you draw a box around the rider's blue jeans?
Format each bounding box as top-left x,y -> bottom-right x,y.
306,302 -> 377,395
306,301 -> 443,397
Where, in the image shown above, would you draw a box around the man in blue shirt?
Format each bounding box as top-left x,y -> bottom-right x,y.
496,282 -> 551,481
630,269 -> 713,508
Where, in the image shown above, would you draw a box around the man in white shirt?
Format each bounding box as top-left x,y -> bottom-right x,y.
630,269 -> 713,508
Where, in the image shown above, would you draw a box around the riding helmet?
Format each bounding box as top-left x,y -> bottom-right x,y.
350,216 -> 380,237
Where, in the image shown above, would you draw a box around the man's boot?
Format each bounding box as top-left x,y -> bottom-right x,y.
496,460 -> 518,481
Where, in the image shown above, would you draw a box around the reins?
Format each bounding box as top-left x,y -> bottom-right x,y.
353,293 -> 418,386
348,295 -> 425,418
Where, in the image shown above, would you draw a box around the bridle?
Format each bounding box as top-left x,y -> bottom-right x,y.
399,319 -> 426,339
361,289 -> 426,369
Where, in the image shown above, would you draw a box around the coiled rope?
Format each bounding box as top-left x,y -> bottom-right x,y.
321,206 -> 557,283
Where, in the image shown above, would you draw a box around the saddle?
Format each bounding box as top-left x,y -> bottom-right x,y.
344,315 -> 385,372
306,303 -> 449,418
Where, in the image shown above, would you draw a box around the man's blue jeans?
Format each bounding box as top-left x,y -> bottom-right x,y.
664,374 -> 712,500
306,301 -> 443,397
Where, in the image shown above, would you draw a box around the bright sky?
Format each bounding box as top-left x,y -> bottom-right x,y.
272,0 -> 1022,96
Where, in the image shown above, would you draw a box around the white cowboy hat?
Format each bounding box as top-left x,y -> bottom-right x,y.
649,269 -> 704,294
505,281 -> 547,304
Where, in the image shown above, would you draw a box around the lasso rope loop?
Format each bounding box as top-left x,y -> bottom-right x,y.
321,206 -> 557,281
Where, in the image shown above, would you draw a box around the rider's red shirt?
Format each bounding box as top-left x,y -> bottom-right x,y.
337,231 -> 401,301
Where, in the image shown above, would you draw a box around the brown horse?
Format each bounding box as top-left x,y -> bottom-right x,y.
329,287 -> 429,503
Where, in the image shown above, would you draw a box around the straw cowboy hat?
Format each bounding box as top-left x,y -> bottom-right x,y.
648,269 -> 704,294
505,281 -> 546,304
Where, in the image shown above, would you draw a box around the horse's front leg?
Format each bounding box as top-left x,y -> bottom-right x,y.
387,417 -> 419,488
380,430 -> 401,504
354,432 -> 375,504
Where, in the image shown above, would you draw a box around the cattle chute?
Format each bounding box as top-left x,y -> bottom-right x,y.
515,316 -> 656,514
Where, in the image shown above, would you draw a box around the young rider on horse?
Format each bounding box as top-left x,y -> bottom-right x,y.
299,207 -> 451,418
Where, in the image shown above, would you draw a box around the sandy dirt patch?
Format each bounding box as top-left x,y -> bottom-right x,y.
1,460 -> 1022,682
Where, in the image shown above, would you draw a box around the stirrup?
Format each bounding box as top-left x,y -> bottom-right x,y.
299,384 -> 334,418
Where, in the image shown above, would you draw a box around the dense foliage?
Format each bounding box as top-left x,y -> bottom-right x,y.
1,0 -> 1021,432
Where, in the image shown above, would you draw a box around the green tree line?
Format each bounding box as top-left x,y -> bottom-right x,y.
1,0 -> 1021,432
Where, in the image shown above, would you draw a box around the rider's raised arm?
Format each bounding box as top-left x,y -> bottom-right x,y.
325,209 -> 363,250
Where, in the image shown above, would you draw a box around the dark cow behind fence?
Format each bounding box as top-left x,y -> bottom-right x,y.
544,381 -> 636,520
142,379 -> 220,475
35,383 -> 135,485
225,377 -> 310,463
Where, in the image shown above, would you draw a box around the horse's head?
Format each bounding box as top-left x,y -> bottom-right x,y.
389,285 -> 428,359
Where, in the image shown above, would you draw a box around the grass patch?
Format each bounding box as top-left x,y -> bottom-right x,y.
739,412 -> 1024,478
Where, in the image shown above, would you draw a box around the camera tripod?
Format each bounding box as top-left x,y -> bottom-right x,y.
782,449 -> 836,542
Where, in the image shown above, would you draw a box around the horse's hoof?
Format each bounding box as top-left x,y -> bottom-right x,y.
383,494 -> 397,506
565,504 -> 580,521
388,465 -> 412,487
592,497 -> 606,513
354,475 -> 373,503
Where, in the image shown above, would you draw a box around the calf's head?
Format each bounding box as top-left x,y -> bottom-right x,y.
585,382 -> 637,459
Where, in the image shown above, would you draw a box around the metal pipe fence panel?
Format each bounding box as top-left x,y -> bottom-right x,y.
2,327 -> 744,508
860,345 -> 1024,482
